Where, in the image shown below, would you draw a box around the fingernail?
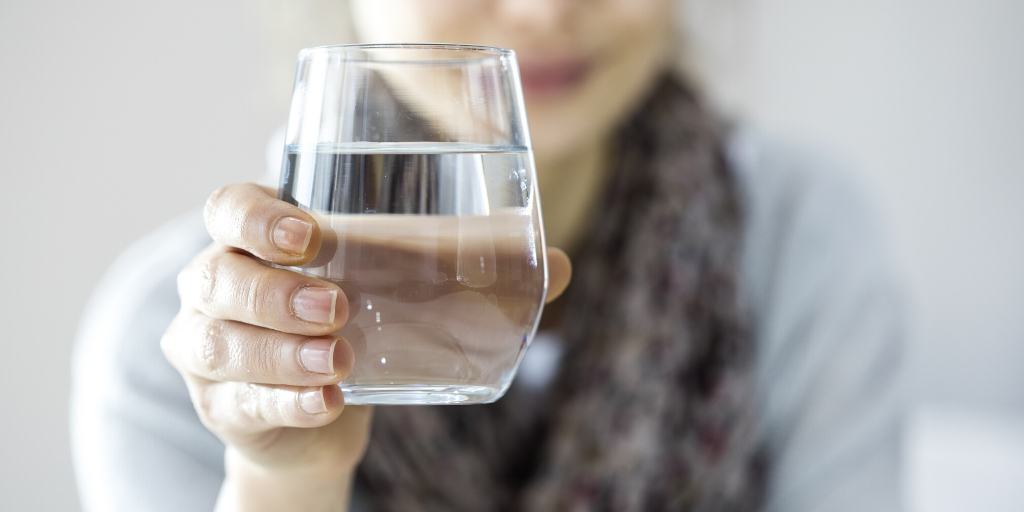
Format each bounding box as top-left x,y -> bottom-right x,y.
299,387 -> 327,414
293,287 -> 337,324
300,339 -> 337,374
273,217 -> 313,256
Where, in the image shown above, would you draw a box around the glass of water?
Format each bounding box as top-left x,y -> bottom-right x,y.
279,44 -> 547,405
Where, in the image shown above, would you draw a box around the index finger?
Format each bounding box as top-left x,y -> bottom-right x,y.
204,183 -> 322,266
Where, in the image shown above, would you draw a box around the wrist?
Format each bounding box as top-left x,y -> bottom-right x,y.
216,447 -> 354,512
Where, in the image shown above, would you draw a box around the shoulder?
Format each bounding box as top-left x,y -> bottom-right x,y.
724,126 -> 901,319
73,209 -> 209,380
724,128 -> 906,512
725,126 -> 889,253
723,125 -> 907,406
71,211 -> 223,511
73,210 -> 210,382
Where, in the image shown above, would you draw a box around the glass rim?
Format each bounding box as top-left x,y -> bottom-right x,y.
297,43 -> 515,64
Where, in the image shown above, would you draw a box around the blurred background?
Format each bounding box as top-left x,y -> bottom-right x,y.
1,0 -> 1022,510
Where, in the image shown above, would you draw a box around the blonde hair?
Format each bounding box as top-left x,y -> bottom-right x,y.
256,0 -> 754,116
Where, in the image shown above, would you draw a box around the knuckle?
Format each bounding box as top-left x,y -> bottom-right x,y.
203,185 -> 231,225
205,184 -> 254,245
176,255 -> 204,302
175,266 -> 188,297
245,334 -> 281,381
160,313 -> 191,369
242,270 -> 277,321
237,382 -> 267,424
196,317 -> 227,377
159,330 -> 177,363
276,388 -> 300,424
159,316 -> 179,357
196,251 -> 228,310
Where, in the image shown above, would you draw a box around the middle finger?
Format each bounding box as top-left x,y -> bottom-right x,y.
178,244 -> 348,336
162,309 -> 355,386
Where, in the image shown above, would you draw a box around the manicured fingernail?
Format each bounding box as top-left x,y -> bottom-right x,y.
273,217 -> 313,256
299,387 -> 327,414
293,287 -> 337,324
300,339 -> 337,374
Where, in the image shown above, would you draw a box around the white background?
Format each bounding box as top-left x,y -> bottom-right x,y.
1,0 -> 1022,509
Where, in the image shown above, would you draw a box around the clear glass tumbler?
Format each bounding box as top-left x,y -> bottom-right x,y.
278,44 -> 547,405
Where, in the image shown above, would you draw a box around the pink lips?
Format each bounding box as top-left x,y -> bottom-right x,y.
517,58 -> 592,99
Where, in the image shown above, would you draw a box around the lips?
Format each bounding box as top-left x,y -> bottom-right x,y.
517,58 -> 592,99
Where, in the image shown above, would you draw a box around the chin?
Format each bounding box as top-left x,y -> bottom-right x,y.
526,110 -> 587,163
525,90 -> 616,165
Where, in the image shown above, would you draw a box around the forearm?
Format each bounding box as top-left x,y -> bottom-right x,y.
215,447 -> 354,512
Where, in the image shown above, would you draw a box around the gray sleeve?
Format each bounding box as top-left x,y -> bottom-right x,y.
729,129 -> 906,512
70,211 -> 226,512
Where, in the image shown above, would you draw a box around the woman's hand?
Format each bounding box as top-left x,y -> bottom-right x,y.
162,183 -> 369,511
161,183 -> 572,511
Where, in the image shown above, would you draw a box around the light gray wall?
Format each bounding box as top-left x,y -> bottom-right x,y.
1,0 -> 1021,510
0,1 -> 277,509
743,0 -> 1024,409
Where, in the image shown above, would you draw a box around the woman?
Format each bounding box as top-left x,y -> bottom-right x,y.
71,1 -> 905,511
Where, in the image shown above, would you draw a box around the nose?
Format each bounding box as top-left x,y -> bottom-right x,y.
495,0 -> 577,33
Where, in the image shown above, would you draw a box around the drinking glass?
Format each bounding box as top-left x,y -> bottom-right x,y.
278,44 -> 547,405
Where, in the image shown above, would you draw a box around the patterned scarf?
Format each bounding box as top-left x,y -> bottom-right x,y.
356,75 -> 766,511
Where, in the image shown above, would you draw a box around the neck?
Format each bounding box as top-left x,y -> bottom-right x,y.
535,137 -> 611,253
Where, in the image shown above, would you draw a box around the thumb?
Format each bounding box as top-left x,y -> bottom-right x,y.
546,247 -> 572,303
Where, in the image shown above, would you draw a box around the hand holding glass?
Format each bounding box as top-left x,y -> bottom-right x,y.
279,44 -> 547,405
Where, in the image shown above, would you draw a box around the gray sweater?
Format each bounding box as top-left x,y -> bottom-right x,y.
71,128 -> 905,511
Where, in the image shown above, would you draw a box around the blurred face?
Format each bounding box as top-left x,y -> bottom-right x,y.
349,0 -> 675,165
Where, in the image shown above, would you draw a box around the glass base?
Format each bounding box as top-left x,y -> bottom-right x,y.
340,384 -> 503,405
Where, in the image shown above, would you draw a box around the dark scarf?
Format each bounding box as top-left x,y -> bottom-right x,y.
356,75 -> 766,511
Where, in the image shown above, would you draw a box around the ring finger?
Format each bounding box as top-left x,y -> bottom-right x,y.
162,309 -> 354,387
